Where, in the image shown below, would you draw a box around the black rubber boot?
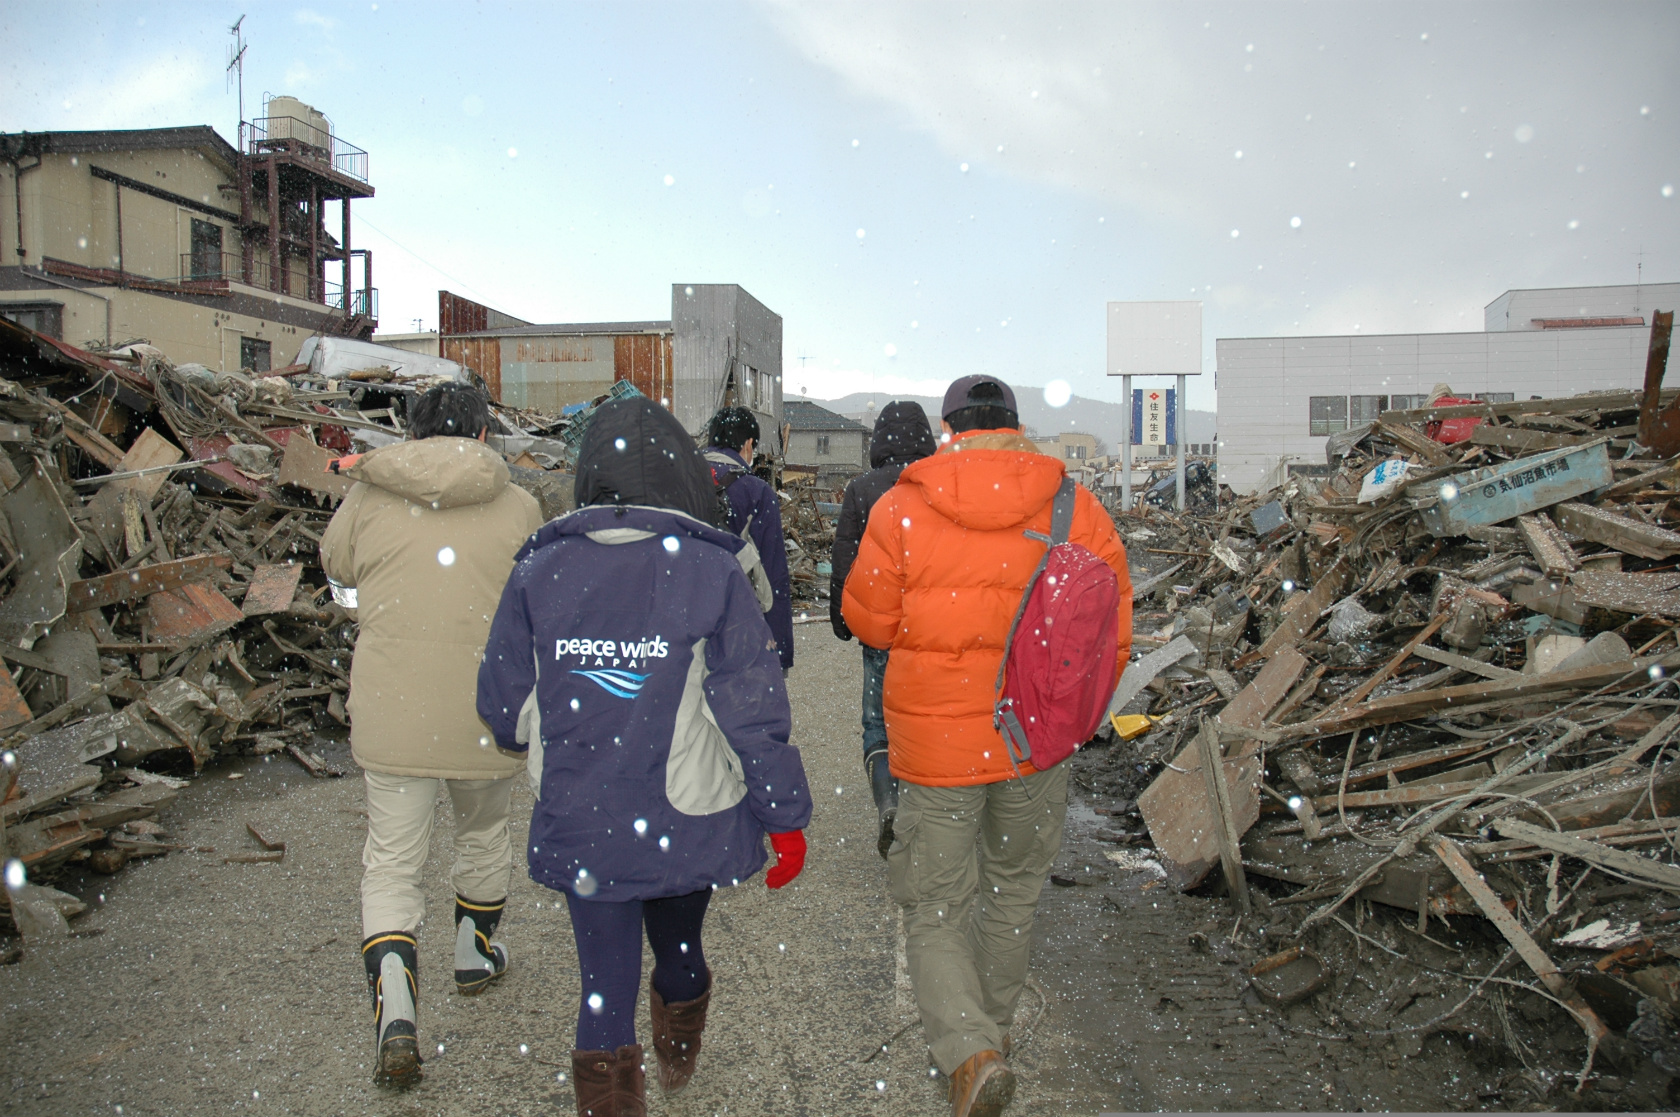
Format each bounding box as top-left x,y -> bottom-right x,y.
453,895 -> 509,995
362,932 -> 422,1086
866,748 -> 899,860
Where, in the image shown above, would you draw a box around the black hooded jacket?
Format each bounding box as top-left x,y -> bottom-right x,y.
573,397 -> 716,521
829,401 -> 938,641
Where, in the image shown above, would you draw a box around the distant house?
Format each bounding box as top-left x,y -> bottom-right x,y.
1032,430 -> 1102,462
784,399 -> 869,486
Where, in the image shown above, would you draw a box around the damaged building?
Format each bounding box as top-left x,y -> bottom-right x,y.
0,95 -> 377,369
433,283 -> 783,456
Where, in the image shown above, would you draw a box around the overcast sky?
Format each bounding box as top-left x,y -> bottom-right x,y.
3,2 -> 1675,410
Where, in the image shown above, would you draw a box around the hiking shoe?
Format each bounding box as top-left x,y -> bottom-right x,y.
949,1049 -> 1015,1117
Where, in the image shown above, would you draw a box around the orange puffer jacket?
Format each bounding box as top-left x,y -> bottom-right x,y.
841,431 -> 1132,786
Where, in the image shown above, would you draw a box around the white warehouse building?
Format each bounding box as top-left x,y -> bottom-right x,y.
1215,282 -> 1678,494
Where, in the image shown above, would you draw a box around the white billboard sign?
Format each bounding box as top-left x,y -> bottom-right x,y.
1106,300 -> 1203,376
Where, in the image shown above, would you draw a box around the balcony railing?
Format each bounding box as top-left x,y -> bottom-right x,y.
182,252 -> 363,313
181,250 -> 272,288
244,116 -> 369,183
326,287 -> 378,320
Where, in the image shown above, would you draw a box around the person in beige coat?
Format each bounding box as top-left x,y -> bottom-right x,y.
319,382 -> 544,1086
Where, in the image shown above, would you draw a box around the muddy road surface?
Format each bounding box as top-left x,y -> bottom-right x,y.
1,628 -> 1646,1114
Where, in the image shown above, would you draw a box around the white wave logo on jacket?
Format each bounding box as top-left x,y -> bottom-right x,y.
559,635 -> 668,699
571,667 -> 650,699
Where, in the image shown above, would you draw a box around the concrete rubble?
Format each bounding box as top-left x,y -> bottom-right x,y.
1076,319 -> 1680,1099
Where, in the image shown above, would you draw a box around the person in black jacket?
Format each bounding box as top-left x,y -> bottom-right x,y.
829,400 -> 937,858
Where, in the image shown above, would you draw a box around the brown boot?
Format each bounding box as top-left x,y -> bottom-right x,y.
948,1049 -> 1016,1117
570,1045 -> 645,1117
648,971 -> 711,1093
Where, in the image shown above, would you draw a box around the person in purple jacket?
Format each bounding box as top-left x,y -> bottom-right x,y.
702,407 -> 795,674
478,396 -> 812,1117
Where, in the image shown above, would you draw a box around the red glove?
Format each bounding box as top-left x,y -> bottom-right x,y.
765,830 -> 806,889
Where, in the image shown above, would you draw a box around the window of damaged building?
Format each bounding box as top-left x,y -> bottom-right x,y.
239,336 -> 271,373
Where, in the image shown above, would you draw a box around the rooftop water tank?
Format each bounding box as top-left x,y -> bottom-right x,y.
264,96 -> 332,151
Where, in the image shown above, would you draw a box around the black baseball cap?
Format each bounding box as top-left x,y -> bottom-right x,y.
941,375 -> 1018,420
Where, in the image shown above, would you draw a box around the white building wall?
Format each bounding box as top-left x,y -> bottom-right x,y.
1484,283 -> 1678,331
1217,324 -> 1653,493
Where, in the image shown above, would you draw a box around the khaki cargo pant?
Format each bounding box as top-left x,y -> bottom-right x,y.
887,764 -> 1069,1074
360,771 -> 515,938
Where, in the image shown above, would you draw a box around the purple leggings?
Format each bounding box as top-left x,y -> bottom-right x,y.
563,888 -> 711,1051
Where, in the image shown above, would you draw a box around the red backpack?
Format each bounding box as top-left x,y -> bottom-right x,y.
994,478 -> 1122,773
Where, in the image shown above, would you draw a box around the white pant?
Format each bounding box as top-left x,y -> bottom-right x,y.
360,771 -> 514,938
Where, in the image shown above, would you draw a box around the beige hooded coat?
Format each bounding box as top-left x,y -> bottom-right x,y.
319,437 -> 544,779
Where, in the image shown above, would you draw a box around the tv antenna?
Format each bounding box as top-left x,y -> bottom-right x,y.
227,15 -> 248,141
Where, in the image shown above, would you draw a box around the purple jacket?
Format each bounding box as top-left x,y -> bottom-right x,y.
705,447 -> 794,670
477,503 -> 812,902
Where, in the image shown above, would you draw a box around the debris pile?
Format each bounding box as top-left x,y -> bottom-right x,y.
780,477 -> 836,609
1082,314 -> 1680,1100
0,318 -> 575,942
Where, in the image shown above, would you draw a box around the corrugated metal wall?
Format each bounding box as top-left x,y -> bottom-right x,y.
615,333 -> 672,404
441,336 -> 502,399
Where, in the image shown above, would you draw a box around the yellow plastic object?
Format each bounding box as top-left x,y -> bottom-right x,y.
1109,714 -> 1159,740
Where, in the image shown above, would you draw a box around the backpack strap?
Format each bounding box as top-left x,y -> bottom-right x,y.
994,476 -> 1078,692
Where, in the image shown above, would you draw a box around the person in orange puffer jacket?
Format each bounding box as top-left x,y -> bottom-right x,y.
842,374 -> 1131,1117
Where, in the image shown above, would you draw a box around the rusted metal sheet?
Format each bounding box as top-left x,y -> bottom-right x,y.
442,336 -> 501,399
147,583 -> 244,645
242,563 -> 303,617
68,553 -> 232,611
616,333 -> 673,405
1412,438 -> 1612,536
0,669 -> 32,732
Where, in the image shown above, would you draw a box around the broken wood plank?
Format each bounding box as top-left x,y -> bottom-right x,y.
1109,635 -> 1199,714
1431,836 -> 1610,1046
245,822 -> 286,852
275,430 -> 356,498
1275,653 -> 1675,744
1567,570 -> 1680,617
1341,740 -> 1493,786
1195,717 -> 1251,914
1597,458 -> 1680,502
1223,646 -> 1309,733
1325,612 -> 1449,715
285,743 -> 343,778
1411,643 -> 1522,680
1372,419 -> 1455,468
1129,560 -> 1187,601
1253,554 -> 1351,661
223,851 -> 284,864
1382,387 -> 1680,424
1556,501 -> 1680,560
1516,513 -> 1581,576
1493,818 -> 1680,893
1469,425 -> 1587,453
66,552 -> 232,612
85,427 -> 184,545
241,563 -> 303,617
